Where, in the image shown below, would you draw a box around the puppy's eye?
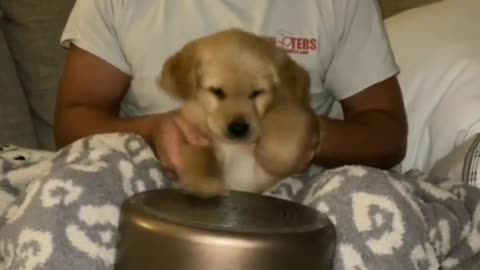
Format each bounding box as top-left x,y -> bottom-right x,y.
249,89 -> 265,100
209,87 -> 226,100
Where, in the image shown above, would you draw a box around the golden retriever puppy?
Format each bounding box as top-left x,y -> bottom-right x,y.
158,28 -> 315,198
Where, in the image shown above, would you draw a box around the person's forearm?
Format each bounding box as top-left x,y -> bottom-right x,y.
54,105 -> 156,149
313,111 -> 408,170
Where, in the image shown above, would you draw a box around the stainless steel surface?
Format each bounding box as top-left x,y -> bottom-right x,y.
114,189 -> 336,270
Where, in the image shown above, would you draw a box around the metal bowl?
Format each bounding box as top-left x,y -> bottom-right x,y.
114,189 -> 336,270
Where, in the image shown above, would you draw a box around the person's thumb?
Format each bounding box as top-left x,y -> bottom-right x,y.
174,114 -> 210,146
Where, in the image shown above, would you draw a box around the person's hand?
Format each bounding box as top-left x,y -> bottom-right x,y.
151,111 -> 210,180
255,107 -> 319,178
286,114 -> 319,174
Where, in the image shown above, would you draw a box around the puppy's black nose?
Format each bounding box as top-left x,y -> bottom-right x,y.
228,120 -> 250,139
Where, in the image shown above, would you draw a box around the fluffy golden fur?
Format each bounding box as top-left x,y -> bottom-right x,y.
158,28 -> 314,197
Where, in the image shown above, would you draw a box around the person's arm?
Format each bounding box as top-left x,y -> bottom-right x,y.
54,0 -> 162,148
313,76 -> 408,169
311,0 -> 408,170
54,45 -> 158,148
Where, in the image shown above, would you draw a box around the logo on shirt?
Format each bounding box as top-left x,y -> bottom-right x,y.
264,30 -> 318,55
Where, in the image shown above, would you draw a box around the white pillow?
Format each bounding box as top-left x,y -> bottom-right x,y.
430,133 -> 480,187
384,0 -> 480,173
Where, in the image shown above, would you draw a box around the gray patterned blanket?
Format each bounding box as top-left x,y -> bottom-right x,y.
0,133 -> 479,270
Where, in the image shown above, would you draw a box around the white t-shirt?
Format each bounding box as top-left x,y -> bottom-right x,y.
60,0 -> 399,117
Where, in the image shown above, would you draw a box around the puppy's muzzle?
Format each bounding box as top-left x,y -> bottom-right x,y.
227,118 -> 250,140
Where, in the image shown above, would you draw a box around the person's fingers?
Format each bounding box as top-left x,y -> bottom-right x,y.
153,112 -> 202,181
295,150 -> 315,173
157,153 -> 173,170
153,132 -> 172,168
309,116 -> 320,148
166,126 -> 186,172
309,133 -> 319,150
154,118 -> 186,174
173,115 -> 210,146
303,152 -> 315,168
163,168 -> 178,181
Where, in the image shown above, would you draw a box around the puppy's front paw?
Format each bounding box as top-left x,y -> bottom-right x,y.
181,176 -> 226,198
258,105 -> 315,177
179,145 -> 226,198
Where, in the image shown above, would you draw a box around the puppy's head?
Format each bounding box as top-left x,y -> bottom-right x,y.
159,29 -> 310,143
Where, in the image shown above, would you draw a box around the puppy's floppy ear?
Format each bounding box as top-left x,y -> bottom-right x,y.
158,44 -> 199,100
275,49 -> 311,106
